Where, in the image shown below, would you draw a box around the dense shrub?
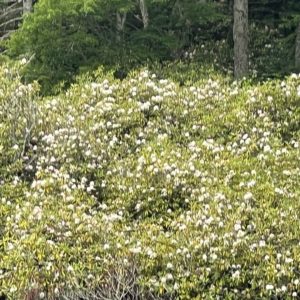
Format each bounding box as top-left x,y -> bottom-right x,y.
0,63 -> 300,299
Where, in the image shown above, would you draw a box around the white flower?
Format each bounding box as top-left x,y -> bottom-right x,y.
67,265 -> 74,272
285,257 -> 293,264
140,101 -> 151,111
85,150 -> 91,156
259,240 -> 266,247
234,223 -> 241,231
243,192 -> 253,201
281,285 -> 287,292
275,187 -> 284,195
232,270 -> 240,279
7,243 -> 14,250
211,253 -> 217,261
166,273 -> 173,281
130,246 -> 142,254
266,284 -> 274,291
103,243 -> 110,250
167,263 -> 173,269
47,240 -> 55,246
247,180 -> 256,187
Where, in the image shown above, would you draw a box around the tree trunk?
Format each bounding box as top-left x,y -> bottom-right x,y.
139,0 -> 149,29
116,11 -> 127,42
227,0 -> 234,46
23,0 -> 32,14
228,0 -> 234,15
172,0 -> 183,20
233,0 -> 248,79
295,22 -> 300,70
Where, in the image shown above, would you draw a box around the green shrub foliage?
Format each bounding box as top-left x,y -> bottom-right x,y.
0,63 -> 300,299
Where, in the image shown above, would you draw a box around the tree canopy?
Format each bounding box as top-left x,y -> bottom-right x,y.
1,0 -> 299,93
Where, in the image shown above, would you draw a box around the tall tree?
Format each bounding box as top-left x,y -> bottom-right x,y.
138,0 -> 149,29
23,0 -> 33,14
233,0 -> 248,79
116,11 -> 127,41
295,22 -> 300,69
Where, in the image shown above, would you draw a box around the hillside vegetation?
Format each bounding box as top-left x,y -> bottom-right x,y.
0,63 -> 300,299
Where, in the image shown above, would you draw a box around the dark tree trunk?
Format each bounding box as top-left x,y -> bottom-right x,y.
233,0 -> 248,79
295,22 -> 300,70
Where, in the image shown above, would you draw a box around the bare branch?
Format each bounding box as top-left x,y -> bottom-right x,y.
0,16 -> 22,29
0,29 -> 15,40
0,7 -> 23,20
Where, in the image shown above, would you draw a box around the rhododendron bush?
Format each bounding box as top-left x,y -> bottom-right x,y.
0,64 -> 300,299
